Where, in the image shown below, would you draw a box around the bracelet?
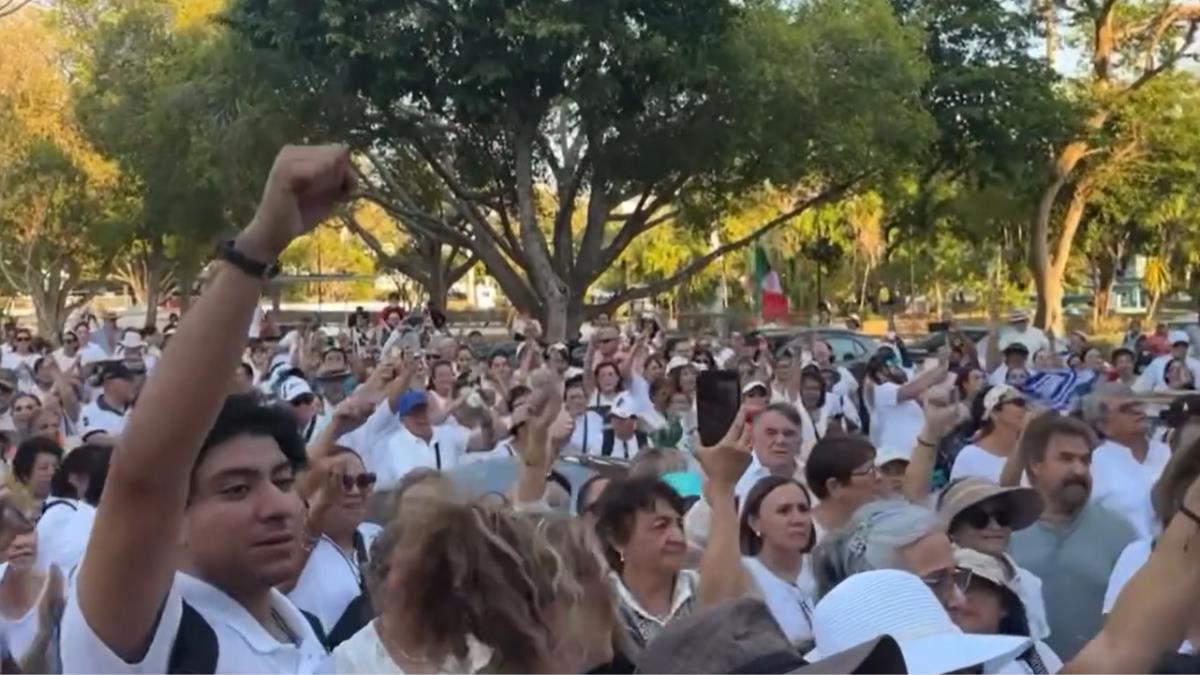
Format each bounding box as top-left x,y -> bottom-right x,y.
1178,504 -> 1200,529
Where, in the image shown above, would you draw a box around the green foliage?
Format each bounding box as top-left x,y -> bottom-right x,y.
226,0 -> 933,335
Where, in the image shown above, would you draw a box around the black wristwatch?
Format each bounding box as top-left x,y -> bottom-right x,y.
217,239 -> 280,280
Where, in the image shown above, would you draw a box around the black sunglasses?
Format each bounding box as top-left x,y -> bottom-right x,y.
960,505 -> 1013,530
340,472 -> 377,491
291,393 -> 316,406
999,397 -> 1027,410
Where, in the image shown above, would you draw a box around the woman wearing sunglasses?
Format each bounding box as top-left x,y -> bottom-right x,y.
938,476 -> 1051,646
951,385 -> 1030,485
952,547 -> 1063,674
285,448 -> 381,648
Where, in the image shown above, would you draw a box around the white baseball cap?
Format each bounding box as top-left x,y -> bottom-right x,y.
666,356 -> 693,374
609,394 -> 638,419
806,569 -> 1030,674
1170,330 -> 1191,346
280,377 -> 314,402
874,445 -> 912,468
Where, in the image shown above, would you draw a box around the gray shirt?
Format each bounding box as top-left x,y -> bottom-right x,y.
1010,502 -> 1137,661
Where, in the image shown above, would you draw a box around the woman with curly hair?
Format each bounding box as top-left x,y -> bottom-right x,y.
334,498 -> 624,674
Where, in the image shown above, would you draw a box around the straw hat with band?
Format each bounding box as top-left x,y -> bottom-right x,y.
937,477 -> 1043,533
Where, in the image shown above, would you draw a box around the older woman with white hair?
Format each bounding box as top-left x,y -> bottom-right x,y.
811,498 -> 968,613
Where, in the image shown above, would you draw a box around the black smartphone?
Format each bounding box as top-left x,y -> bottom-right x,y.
697,370 -> 742,448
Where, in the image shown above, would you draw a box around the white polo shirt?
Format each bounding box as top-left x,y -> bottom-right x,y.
61,571 -> 329,673
36,498 -> 97,575
288,523 -> 382,638
78,396 -> 129,439
1090,438 -> 1170,540
353,416 -> 470,490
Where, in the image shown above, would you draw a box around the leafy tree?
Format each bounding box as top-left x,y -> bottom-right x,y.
0,13 -> 131,336
228,0 -> 933,339
1029,1 -> 1200,330
880,0 -> 1076,307
71,0 -> 304,322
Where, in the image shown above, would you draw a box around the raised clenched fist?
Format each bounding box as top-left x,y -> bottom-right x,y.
238,145 -> 357,263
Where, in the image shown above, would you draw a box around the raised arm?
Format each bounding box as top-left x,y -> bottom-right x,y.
513,371 -> 564,506
1064,474 -> 1200,673
902,398 -> 960,503
696,410 -> 753,608
985,289 -> 1002,372
75,145 -> 354,661
896,359 -> 949,403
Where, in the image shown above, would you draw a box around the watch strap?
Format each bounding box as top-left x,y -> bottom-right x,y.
217,239 -> 280,280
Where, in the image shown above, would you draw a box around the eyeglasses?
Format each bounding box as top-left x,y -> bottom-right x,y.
850,464 -> 880,479
959,506 -> 1013,530
921,567 -> 973,596
999,397 -> 1027,410
340,472 -> 377,491
291,394 -> 316,406
14,337 -> 30,343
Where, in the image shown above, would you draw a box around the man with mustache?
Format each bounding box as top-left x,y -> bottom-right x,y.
1007,412 -> 1138,662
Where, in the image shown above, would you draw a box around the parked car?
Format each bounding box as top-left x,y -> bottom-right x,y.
774,328 -> 883,381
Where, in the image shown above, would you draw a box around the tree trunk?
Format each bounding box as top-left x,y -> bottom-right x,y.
1092,254 -> 1118,324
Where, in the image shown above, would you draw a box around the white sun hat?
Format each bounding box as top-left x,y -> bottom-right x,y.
666,356 -> 693,374
806,569 -> 1031,674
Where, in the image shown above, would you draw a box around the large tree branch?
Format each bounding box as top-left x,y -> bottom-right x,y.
1128,14 -> 1199,91
586,179 -> 861,317
339,213 -> 432,285
0,0 -> 33,19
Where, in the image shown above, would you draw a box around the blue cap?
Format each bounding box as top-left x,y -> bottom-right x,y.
661,471 -> 703,499
395,389 -> 429,417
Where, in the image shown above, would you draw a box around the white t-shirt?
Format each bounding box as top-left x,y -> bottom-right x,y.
36,498 -> 96,575
997,327 -> 1050,359
78,396 -> 129,440
742,557 -> 815,646
61,571 -> 329,673
0,352 -> 38,384
331,621 -> 493,674
869,382 -> 925,458
288,523 -> 382,638
1103,538 -> 1150,615
1090,439 -> 1170,540
949,444 -> 1030,487
1134,355 -> 1200,393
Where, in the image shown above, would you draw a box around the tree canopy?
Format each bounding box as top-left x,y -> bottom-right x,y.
228,0 -> 934,338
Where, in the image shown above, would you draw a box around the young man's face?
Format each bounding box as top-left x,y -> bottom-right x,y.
184,435 -> 303,592
610,415 -> 637,439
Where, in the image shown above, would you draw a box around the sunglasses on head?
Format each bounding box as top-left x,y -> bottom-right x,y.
291,394 -> 316,406
341,472 -> 377,491
15,336 -> 30,343
960,505 -> 1012,530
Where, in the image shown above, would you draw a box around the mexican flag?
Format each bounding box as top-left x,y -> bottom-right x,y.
752,243 -> 788,321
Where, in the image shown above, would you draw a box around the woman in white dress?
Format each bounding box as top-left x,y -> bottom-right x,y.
737,475 -> 817,647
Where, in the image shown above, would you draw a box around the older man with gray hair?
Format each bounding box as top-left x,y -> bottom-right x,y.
1081,381 -> 1170,539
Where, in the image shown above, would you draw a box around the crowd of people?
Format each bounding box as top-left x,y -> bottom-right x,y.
0,145 -> 1198,674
